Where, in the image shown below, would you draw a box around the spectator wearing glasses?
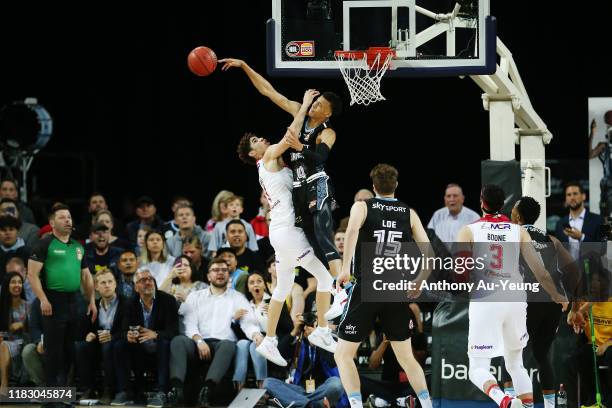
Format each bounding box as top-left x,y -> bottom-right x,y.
167,257 -> 262,407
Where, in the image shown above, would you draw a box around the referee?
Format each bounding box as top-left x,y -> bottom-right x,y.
27,203 -> 97,392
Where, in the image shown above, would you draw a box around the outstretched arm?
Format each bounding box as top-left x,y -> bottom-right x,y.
263,89 -> 319,163
220,58 -> 302,116
520,229 -> 567,308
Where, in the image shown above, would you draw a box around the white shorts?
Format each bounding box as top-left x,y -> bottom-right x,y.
467,301 -> 528,358
269,226 -> 316,271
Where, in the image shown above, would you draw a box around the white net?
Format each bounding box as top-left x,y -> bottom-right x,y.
335,50 -> 393,106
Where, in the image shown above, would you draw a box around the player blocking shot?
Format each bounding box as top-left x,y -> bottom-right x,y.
334,164 -> 433,408
236,89 -> 337,366
220,57 -> 349,319
454,185 -> 568,408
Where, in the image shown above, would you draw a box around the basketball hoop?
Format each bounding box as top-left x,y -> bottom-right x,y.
334,47 -> 395,106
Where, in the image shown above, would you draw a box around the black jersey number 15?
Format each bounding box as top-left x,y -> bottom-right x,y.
373,230 -> 402,256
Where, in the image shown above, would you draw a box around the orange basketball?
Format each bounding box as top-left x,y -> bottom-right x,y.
187,46 -> 217,76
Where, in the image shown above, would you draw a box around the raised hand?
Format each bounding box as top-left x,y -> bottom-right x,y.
219,58 -> 245,71
302,89 -> 320,106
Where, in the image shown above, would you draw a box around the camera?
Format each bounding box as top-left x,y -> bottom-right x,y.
302,312 -> 317,327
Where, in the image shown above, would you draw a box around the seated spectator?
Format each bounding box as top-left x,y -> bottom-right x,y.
205,190 -> 234,233
250,190 -> 270,240
74,192 -> 109,241
263,313 -> 346,408
159,255 -> 207,308
116,249 -> 139,299
334,229 -> 345,258
208,195 -> 258,255
0,180 -> 36,225
135,225 -> 152,257
84,222 -> 123,278
166,204 -> 211,259
21,298 -> 44,386
0,198 -> 38,248
75,269 -> 126,404
233,271 -> 294,391
5,258 -> 34,305
226,220 -> 265,274
0,272 -> 29,395
182,235 -> 207,283
0,216 -> 29,282
162,196 -> 193,239
112,268 -> 178,407
216,248 -> 248,295
168,256 -> 262,407
93,210 -> 132,250
140,230 -> 175,287
125,196 -> 165,245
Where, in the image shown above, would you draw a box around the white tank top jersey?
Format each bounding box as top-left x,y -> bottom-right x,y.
257,160 -> 295,231
468,216 -> 523,288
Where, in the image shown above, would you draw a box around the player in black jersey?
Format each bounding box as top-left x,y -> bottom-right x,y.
219,58 -> 344,281
334,164 -> 433,408
501,196 -> 575,408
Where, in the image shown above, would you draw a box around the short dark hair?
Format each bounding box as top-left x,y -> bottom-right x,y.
216,247 -> 236,258
322,92 -> 342,117
50,203 -> 70,218
89,192 -> 105,200
0,215 -> 21,230
175,203 -> 194,215
481,184 -> 505,214
370,164 -> 398,195
172,196 -> 192,206
237,132 -> 257,165
564,181 -> 584,195
119,249 -> 137,259
515,196 -> 541,225
225,219 -> 245,232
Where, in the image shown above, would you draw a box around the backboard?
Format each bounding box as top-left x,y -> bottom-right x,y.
267,0 -> 495,77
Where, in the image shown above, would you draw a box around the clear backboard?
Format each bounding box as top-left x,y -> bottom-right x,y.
267,0 -> 495,77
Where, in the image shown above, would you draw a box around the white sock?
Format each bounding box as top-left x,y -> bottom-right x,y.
504,386 -> 517,397
543,394 -> 555,408
348,392 -> 363,408
417,390 -> 432,408
487,386 -> 506,406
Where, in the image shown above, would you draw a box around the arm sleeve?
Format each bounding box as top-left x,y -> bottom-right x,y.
300,143 -> 330,166
183,293 -> 199,339
236,294 -> 261,340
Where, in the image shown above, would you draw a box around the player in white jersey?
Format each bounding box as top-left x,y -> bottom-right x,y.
455,185 -> 567,408
237,89 -> 336,366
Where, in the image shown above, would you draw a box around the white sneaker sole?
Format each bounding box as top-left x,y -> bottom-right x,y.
510,399 -> 523,408
308,333 -> 337,353
256,344 -> 287,366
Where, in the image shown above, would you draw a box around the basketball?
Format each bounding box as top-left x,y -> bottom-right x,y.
187,46 -> 217,77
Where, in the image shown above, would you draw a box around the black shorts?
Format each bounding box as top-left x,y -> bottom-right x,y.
293,176 -> 337,226
338,282 -> 415,343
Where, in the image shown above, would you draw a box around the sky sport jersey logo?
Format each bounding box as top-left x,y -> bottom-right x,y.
470,344 -> 494,351
344,324 -> 357,335
371,202 -> 407,212
285,41 -> 315,58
